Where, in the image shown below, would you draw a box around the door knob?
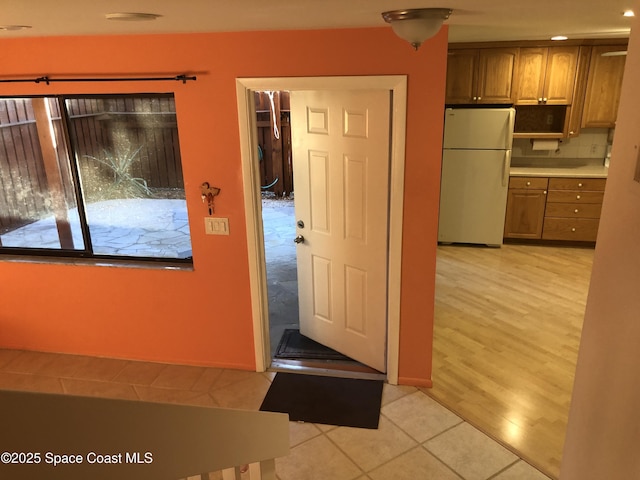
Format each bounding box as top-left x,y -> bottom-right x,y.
294,235 -> 305,244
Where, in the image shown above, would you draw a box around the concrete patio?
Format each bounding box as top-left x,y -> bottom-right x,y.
1,198 -> 192,259
261,196 -> 299,355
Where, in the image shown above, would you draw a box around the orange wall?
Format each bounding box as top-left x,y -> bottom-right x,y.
0,28 -> 447,384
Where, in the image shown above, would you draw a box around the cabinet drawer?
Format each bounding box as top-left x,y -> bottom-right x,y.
545,203 -> 602,218
547,177 -> 606,191
509,177 -> 549,189
546,190 -> 604,204
542,217 -> 600,241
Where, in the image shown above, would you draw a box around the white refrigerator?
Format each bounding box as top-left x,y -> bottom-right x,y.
438,107 -> 515,246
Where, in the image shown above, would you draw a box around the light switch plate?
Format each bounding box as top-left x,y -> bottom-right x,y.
204,217 -> 229,235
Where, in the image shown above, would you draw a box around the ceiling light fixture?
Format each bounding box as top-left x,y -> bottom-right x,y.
551,35 -> 568,41
105,12 -> 162,22
623,10 -> 635,17
0,25 -> 32,31
382,8 -> 452,51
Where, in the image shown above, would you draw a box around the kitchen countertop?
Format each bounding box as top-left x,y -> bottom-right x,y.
509,158 -> 609,178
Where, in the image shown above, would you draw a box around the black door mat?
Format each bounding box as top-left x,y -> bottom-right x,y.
274,329 -> 352,361
260,372 -> 384,429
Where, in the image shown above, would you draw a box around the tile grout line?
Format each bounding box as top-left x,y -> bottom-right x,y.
485,458 -> 522,480
319,429 -> 367,479
421,387 -> 554,479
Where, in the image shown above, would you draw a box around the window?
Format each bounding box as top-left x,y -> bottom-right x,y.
0,94 -> 192,262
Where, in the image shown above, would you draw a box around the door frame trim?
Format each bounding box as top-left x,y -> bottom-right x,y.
235,76 -> 407,384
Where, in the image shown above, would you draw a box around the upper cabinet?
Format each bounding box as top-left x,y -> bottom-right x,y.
514,47 -> 579,105
446,48 -> 518,104
446,40 -> 627,136
581,45 -> 627,128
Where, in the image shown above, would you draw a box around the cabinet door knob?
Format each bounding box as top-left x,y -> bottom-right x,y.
571,228 -> 576,232
543,190 -> 547,195
526,181 -> 531,186
543,97 -> 548,103
574,209 -> 579,213
576,195 -> 581,200
538,98 -> 543,103
578,183 -> 583,187
477,96 -> 481,101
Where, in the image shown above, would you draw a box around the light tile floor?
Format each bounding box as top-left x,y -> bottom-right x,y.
0,348 -> 551,480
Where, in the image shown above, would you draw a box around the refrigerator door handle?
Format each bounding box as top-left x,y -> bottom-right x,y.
503,150 -> 511,187
506,108 -> 515,146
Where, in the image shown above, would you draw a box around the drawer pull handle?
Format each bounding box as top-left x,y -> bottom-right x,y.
526,181 -> 531,186
571,228 -> 576,232
578,183 -> 583,187
574,209 -> 579,213
576,195 -> 581,200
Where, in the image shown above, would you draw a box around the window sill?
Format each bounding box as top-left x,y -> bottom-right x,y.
0,254 -> 194,271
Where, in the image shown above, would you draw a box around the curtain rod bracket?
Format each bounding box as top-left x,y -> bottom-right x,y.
176,75 -> 196,84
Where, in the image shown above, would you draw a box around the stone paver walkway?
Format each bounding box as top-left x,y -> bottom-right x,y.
1,198 -> 192,259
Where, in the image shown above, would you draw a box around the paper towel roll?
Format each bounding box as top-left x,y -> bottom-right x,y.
531,139 -> 559,151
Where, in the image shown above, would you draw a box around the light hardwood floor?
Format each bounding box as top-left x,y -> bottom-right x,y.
427,243 -> 594,479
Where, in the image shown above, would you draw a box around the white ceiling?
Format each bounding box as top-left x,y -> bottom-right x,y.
0,0 -> 636,43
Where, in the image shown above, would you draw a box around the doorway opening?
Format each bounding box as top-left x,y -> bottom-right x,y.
255,89 -> 383,378
236,76 -> 408,385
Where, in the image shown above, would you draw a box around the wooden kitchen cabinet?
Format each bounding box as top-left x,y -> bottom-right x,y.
565,47 -> 592,137
515,46 -> 579,105
542,178 -> 606,241
504,177 -> 548,239
446,48 -> 518,104
505,176 -> 606,243
581,45 -> 627,128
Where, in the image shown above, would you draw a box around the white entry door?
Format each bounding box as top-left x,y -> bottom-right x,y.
290,89 -> 391,372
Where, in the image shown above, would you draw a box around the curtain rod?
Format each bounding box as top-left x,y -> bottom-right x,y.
0,75 -> 197,85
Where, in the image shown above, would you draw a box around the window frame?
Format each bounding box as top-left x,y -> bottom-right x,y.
0,93 -> 193,265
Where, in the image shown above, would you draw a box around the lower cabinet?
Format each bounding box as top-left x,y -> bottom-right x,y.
504,176 -> 606,242
504,177 -> 548,238
542,178 -> 605,241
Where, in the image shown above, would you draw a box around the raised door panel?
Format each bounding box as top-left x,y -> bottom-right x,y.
504,188 -> 547,239
565,47 -> 592,137
582,45 -> 627,128
446,49 -> 479,104
515,48 -> 547,105
291,89 -> 390,372
477,48 -> 518,104
544,46 -> 579,104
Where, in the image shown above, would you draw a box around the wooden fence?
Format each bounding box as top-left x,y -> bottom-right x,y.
0,96 -> 184,233
255,91 -> 293,197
